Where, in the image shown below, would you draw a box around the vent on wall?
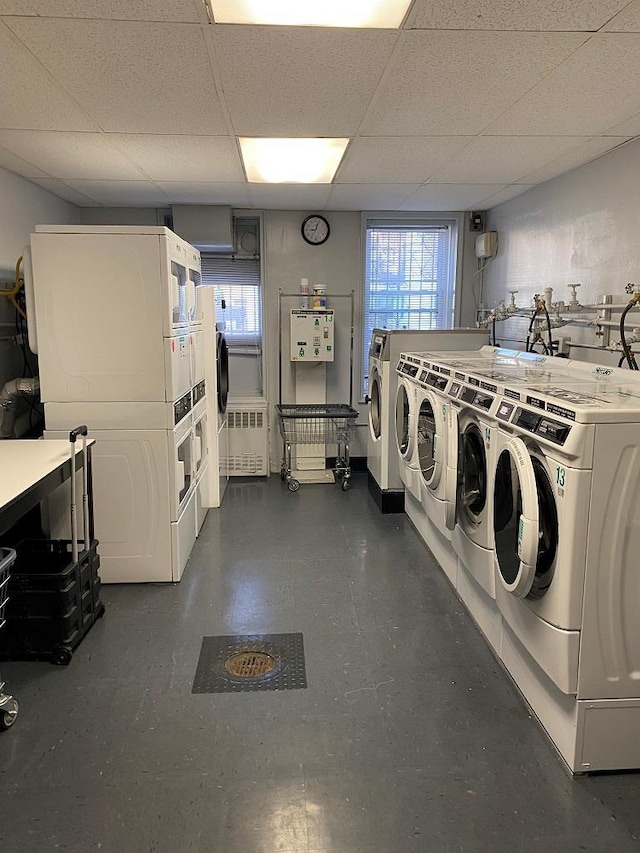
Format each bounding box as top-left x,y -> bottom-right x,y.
223,398 -> 268,477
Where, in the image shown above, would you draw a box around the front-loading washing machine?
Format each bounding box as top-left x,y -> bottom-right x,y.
394,355 -> 422,505
367,329 -> 488,512
491,366 -> 640,772
412,364 -> 456,584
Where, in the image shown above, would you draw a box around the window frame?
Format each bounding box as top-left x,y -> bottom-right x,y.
359,212 -> 462,400
199,217 -> 263,355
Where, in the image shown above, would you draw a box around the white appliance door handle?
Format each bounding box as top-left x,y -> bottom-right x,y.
176,458 -> 185,492
444,405 -> 459,531
186,280 -> 196,320
501,436 -> 539,598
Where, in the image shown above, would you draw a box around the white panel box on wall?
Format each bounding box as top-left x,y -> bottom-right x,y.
290,309 -> 335,362
475,231 -> 499,259
224,398 -> 269,477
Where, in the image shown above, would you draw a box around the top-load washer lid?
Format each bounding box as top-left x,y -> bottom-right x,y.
216,332 -> 229,414
369,366 -> 382,440
493,436 -> 558,599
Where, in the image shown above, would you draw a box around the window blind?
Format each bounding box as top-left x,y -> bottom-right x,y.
200,255 -> 261,349
362,221 -> 456,394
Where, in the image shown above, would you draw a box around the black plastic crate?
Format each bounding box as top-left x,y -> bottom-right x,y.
2,538 -> 104,665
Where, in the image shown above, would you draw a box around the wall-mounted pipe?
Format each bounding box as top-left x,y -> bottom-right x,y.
0,376 -> 40,438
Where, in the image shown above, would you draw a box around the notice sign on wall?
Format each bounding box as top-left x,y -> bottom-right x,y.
290,309 -> 334,362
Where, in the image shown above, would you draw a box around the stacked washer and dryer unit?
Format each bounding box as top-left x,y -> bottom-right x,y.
367,328 -> 488,513
27,225 -> 228,584
395,347 -> 640,772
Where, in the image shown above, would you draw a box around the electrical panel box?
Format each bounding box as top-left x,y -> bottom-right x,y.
475,231 -> 499,259
290,309 -> 334,361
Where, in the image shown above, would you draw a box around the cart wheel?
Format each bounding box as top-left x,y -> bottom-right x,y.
280,467 -> 287,481
0,699 -> 19,730
52,645 -> 73,666
96,603 -> 106,618
341,478 -> 351,491
288,479 -> 300,492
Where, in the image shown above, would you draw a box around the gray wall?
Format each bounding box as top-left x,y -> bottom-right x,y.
0,167 -> 75,393
484,137 -> 640,366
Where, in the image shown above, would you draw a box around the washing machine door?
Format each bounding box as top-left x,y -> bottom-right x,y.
417,390 -> 445,491
369,365 -> 382,441
444,406 -> 459,531
458,420 -> 487,526
493,436 -> 540,598
395,380 -> 414,462
216,332 -> 229,415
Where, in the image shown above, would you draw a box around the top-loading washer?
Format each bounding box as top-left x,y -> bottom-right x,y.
367,328 -> 488,512
491,364 -> 640,772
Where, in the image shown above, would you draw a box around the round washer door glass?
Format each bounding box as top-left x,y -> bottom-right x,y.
369,369 -> 382,440
217,332 -> 229,414
493,444 -> 554,598
459,424 -> 486,519
395,383 -> 411,458
417,397 -> 437,485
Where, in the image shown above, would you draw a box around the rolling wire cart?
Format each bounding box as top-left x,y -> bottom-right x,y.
277,290 -> 357,492
276,403 -> 359,491
0,548 -> 19,729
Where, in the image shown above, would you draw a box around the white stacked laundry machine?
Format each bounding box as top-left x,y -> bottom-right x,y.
396,346 -> 640,772
26,225 -> 227,583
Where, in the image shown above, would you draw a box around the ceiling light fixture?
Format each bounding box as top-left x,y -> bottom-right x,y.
239,138 -> 349,184
207,0 -> 413,28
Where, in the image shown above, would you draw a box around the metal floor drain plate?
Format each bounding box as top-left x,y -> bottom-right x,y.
192,633 -> 307,694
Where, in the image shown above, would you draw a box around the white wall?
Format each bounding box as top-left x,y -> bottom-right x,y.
0,167 -> 75,392
484,138 -> 640,365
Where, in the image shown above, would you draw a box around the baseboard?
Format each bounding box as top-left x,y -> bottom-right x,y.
367,471 -> 405,514
326,455 -> 367,472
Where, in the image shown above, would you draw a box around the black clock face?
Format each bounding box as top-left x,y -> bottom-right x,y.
301,215 -> 330,245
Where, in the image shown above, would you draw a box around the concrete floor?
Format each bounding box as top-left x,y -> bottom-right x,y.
1,473 -> 640,851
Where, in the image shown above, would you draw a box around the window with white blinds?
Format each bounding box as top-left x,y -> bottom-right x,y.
362,220 -> 457,394
200,255 -> 262,349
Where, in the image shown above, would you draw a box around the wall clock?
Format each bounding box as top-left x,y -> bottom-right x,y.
301,214 -> 330,246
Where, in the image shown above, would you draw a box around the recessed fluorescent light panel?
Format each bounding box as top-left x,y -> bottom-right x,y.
239,138 -> 349,184
208,0 -> 412,28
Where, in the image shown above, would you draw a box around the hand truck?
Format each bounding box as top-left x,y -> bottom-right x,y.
0,547 -> 19,729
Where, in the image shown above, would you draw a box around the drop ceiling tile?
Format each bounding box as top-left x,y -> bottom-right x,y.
107,135 -> 243,182
0,130 -> 148,179
157,182 -> 251,205
409,0 -> 627,31
5,18 -> 227,134
210,26 -> 398,136
326,183 -> 419,210
247,185 -> 331,210
603,1 -> 640,30
0,145 -> 49,178
0,0 -> 200,19
63,179 -> 170,206
397,183 -> 508,211
360,31 -> 588,136
429,136 -> 596,184
29,177 -> 99,206
336,137 -> 472,184
487,34 -> 640,136
480,184 -> 535,209
0,21 -> 98,131
516,136 -> 631,184
604,112 -> 640,135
